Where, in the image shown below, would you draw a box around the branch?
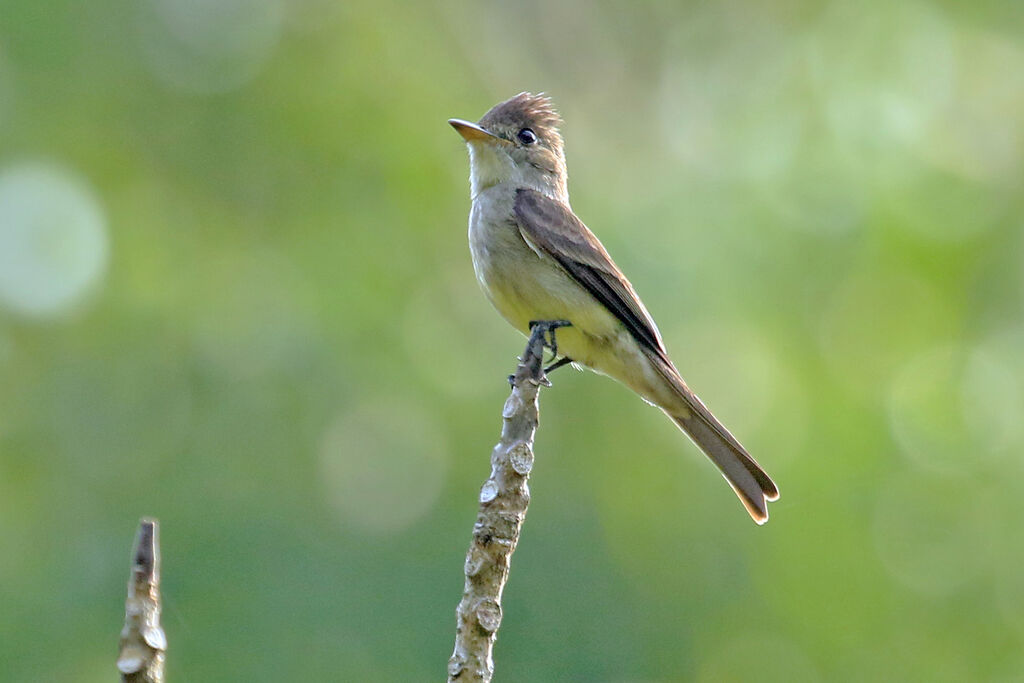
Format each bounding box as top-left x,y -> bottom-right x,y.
448,323 -> 554,682
117,518 -> 166,683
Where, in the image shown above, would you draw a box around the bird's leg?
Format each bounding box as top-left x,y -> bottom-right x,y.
519,320 -> 572,385
528,319 -> 572,361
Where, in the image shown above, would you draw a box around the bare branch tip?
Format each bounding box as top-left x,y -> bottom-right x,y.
132,519 -> 159,578
120,517 -> 165,683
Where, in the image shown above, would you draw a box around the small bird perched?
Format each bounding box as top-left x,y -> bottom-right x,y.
449,93 -> 778,524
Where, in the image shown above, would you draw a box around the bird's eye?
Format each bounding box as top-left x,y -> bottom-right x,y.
517,128 -> 538,145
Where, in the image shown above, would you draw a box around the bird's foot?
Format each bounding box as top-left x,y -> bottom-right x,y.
528,319 -> 572,361
515,320 -> 572,386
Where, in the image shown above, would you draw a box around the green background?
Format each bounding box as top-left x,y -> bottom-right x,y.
1,0 -> 1023,680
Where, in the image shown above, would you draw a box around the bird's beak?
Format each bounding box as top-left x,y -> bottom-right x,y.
448,119 -> 509,145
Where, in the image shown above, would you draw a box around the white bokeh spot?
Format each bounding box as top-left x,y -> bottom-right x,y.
0,162 -> 109,318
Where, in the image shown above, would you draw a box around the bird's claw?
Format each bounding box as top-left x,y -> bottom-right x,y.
528,319 -> 572,362
544,356 -> 574,375
508,320 -> 573,387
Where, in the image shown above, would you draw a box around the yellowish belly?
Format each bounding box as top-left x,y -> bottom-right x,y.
466,189 -> 664,401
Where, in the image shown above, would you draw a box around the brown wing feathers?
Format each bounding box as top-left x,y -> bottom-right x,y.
513,188 -> 667,360
513,188 -> 779,520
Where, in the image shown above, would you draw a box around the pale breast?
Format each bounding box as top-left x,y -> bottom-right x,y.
466,185 -> 621,345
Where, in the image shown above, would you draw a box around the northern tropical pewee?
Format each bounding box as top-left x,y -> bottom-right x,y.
449,92 -> 779,524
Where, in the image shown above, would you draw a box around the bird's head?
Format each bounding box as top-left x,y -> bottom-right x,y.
449,92 -> 567,202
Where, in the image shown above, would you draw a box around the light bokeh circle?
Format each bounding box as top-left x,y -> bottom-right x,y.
0,162 -> 109,318
138,0 -> 285,94
319,398 -> 449,535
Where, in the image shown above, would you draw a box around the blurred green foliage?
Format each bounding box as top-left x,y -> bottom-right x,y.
1,0 -> 1023,680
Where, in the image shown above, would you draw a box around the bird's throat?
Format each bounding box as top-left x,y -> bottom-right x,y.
467,142 -> 516,198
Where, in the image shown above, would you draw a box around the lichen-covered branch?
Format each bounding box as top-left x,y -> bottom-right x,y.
117,518 -> 166,683
448,323 -> 554,682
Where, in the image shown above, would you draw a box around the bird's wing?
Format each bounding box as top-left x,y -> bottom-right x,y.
513,188 -> 667,360
515,189 -> 779,522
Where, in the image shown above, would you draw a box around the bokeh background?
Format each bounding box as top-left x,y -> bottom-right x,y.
1,0 -> 1023,680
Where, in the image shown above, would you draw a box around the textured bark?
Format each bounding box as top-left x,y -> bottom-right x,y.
117,519 -> 166,683
447,323 -> 555,682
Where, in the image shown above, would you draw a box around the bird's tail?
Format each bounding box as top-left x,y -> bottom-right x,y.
650,355 -> 779,524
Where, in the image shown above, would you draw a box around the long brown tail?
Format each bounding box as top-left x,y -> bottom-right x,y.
650,355 -> 779,524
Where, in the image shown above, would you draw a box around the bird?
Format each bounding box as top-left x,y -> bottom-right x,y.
449,92 -> 778,524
